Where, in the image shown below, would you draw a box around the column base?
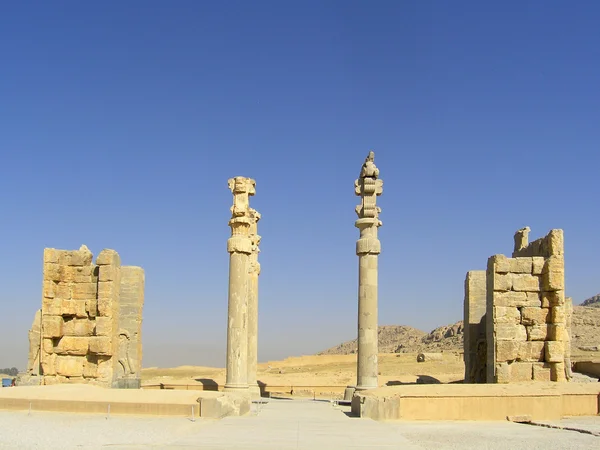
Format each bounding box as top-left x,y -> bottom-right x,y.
355,384 -> 377,391
224,383 -> 249,392
344,385 -> 356,401
248,384 -> 262,399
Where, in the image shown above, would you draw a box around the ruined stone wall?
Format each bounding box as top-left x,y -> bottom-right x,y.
463,271 -> 487,383
485,229 -> 568,383
29,246 -> 144,388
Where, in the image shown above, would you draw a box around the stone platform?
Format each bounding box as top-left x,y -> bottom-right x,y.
0,384 -> 250,418
352,382 -> 600,421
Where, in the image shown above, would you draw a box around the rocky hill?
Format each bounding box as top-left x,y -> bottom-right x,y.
318,307 -> 600,356
581,294 -> 600,307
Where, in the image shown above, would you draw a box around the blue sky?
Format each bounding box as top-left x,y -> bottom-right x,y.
1,1 -> 599,369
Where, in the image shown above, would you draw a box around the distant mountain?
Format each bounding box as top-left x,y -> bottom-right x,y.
581,294 -> 600,308
318,308 -> 599,355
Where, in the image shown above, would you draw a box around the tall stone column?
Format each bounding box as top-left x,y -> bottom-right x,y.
247,208 -> 261,397
355,151 -> 383,391
224,176 -> 255,392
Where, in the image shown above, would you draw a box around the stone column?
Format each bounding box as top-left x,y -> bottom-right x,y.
247,208 -> 261,397
224,176 -> 255,392
354,151 -> 383,391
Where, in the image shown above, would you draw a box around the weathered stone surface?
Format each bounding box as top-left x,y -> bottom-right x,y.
511,362 -> 533,382
527,325 -> 549,341
511,274 -> 541,292
494,306 -> 521,324
496,341 -> 518,361
545,341 -> 564,363
521,307 -> 549,326
463,270 -> 487,384
96,249 -> 121,266
532,257 -> 545,275
495,362 -> 510,383
517,341 -> 545,362
42,316 -> 63,338
495,324 -> 527,341
551,306 -> 566,324
27,310 -> 42,375
533,363 -> 552,381
89,336 -> 112,355
492,273 -> 512,291
62,318 -> 92,337
55,356 -> 85,377
509,258 -> 533,274
55,336 -> 89,356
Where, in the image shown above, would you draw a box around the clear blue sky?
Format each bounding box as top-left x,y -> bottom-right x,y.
1,1 -> 599,369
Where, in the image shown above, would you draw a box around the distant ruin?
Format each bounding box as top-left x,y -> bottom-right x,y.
25,246 -> 145,388
464,228 -> 572,383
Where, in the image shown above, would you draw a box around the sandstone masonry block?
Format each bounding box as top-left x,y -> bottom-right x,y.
517,341 -> 545,362
95,317 -> 112,336
494,306 -> 521,324
492,255 -> 510,273
496,362 -> 510,383
545,341 -> 564,363
521,307 -> 549,326
533,363 -> 552,381
493,273 -> 512,291
44,248 -> 60,264
41,353 -> 56,376
548,324 -> 566,341
89,336 -> 112,355
512,274 -> 541,292
551,362 -> 566,382
42,298 -> 62,316
496,341 -> 519,361
96,249 -> 121,266
495,324 -> 527,341
56,356 -> 85,377
71,283 -> 97,300
44,263 -> 62,282
551,306 -> 566,324
42,316 -> 63,338
509,258 -> 533,273
542,271 -> 564,291
62,318 -> 92,337
532,257 -> 545,275
527,325 -> 549,341
55,336 -> 89,356
511,362 -> 533,382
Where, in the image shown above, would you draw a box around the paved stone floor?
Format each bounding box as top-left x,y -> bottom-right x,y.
0,398 -> 598,449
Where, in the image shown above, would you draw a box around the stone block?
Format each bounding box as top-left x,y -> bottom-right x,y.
59,249 -> 93,267
493,273 -> 512,291
548,324 -> 566,341
521,307 -> 549,326
83,356 -> 98,378
542,271 -> 564,292
44,248 -> 60,264
517,341 -> 545,362
545,341 -> 564,363
42,338 -> 54,354
541,291 -> 564,308
512,274 -> 541,292
62,318 -> 92,337
509,258 -> 533,273
94,317 -> 112,336
533,363 -> 552,381
55,336 -> 89,356
86,299 -> 98,318
55,356 -> 84,377
511,362 -> 533,382
42,316 -> 63,338
71,283 -> 96,300
41,353 -> 56,376
96,356 -> 113,382
492,255 -> 510,273
62,266 -> 95,283
495,324 -> 527,341
89,336 -> 112,355
97,281 -> 117,299
547,230 -> 563,256
551,306 -> 566,324
543,255 -> 564,273
55,283 -> 71,299
551,362 -> 566,382
96,249 -> 121,266
532,257 -> 545,275
495,362 -> 510,383
42,298 -> 62,316
97,296 -> 113,317
99,265 -> 119,282
493,306 -> 521,324
44,263 -> 62,282
496,341 -> 518,361
494,291 -> 540,307
527,325 -> 549,341
61,299 -> 77,316
43,280 -> 56,299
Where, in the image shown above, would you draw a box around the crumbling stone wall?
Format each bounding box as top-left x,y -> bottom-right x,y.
27,246 -> 144,388
485,228 -> 568,383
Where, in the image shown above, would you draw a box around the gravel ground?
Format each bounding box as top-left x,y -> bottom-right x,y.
0,401 -> 598,449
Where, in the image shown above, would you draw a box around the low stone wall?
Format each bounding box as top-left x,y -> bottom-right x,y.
351,383 -> 600,421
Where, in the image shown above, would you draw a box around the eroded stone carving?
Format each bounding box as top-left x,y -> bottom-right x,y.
247,207 -> 261,397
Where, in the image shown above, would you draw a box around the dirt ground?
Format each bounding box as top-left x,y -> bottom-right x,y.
141,352 -> 465,397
